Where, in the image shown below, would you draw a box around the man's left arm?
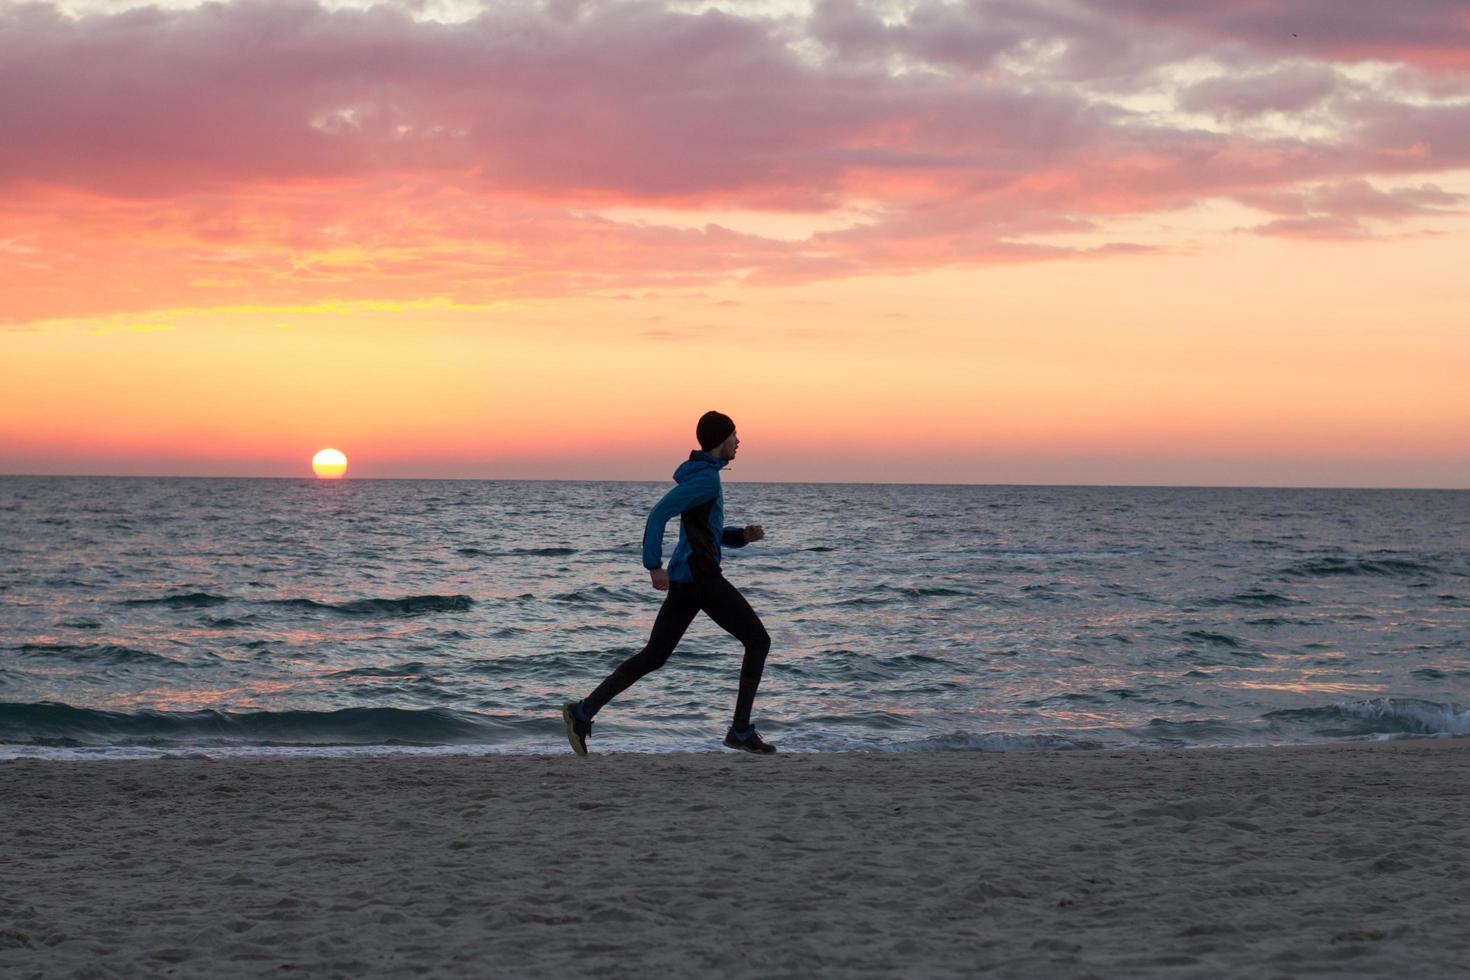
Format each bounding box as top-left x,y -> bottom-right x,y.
722,524 -> 764,547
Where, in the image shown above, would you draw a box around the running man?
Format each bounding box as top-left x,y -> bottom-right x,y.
562,411 -> 776,755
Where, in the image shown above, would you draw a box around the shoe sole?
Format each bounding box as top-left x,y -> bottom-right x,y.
722,737 -> 777,754
562,704 -> 587,757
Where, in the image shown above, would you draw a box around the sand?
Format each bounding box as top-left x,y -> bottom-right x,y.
3,739 -> 1469,978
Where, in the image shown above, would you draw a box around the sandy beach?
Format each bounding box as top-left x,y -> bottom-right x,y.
3,739 -> 1468,978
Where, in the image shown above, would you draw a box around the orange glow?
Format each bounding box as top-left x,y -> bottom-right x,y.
2,221 -> 1468,486
312,449 -> 348,479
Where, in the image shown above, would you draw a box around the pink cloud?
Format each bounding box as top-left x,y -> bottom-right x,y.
2,0 -> 1469,322
809,0 -> 1030,73
1235,178 -> 1463,238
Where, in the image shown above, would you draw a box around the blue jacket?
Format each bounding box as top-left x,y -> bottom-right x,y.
642,450 -> 748,583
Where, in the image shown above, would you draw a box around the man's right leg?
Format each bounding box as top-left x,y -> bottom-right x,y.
580,582 -> 701,718
694,574 -> 772,734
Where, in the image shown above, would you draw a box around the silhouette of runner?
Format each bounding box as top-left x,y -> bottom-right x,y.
563,411 -> 775,754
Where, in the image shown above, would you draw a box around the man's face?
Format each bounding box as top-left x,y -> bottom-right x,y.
722,431 -> 739,459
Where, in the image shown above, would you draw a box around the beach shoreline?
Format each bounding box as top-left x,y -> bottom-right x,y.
4,739 -> 1468,977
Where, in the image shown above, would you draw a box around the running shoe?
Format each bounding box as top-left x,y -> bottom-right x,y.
723,725 -> 777,754
562,701 -> 592,757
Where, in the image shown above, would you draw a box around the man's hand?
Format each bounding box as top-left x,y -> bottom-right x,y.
743,524 -> 765,543
650,568 -> 670,591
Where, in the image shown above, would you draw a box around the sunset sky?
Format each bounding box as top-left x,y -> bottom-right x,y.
2,0 -> 1468,486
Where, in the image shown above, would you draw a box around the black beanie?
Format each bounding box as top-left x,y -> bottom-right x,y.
696,410 -> 736,451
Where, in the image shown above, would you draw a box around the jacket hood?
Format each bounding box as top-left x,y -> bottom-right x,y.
673,450 -> 728,483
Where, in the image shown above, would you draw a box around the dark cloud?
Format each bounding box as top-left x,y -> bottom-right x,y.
1087,0 -> 1470,71
1177,66 -> 1340,119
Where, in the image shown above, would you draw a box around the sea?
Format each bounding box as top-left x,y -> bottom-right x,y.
1,476 -> 1467,759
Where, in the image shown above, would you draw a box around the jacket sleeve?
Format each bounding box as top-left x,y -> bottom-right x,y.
721,526 -> 749,548
641,475 -> 718,569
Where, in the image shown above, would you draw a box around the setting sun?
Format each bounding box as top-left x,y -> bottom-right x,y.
311,448 -> 347,479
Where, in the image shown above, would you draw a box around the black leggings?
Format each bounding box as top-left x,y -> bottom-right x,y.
583,574 -> 770,729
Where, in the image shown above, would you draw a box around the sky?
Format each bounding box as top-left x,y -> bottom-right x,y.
2,0 -> 1468,486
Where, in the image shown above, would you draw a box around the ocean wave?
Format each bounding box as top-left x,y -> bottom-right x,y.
885,731 -> 1105,752
549,586 -> 644,604
803,710 -> 927,731
12,643 -> 179,666
1200,589 -> 1303,608
1413,667 -> 1470,680
1127,718 -> 1246,745
1182,630 -> 1241,648
825,587 -> 981,608
265,594 -> 474,616
880,584 -> 976,598
1173,644 -> 1266,665
1283,557 -> 1438,579
0,701 -> 503,747
202,615 -> 255,628
1018,692 -> 1109,708
328,662 -> 434,679
465,648 -> 641,677
775,649 -> 954,683
1263,698 -> 1470,737
119,592 -> 229,608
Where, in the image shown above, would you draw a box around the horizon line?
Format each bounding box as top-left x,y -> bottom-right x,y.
0,472 -> 1464,493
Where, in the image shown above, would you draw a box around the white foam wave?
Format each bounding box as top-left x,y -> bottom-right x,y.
1339,698 -> 1470,735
